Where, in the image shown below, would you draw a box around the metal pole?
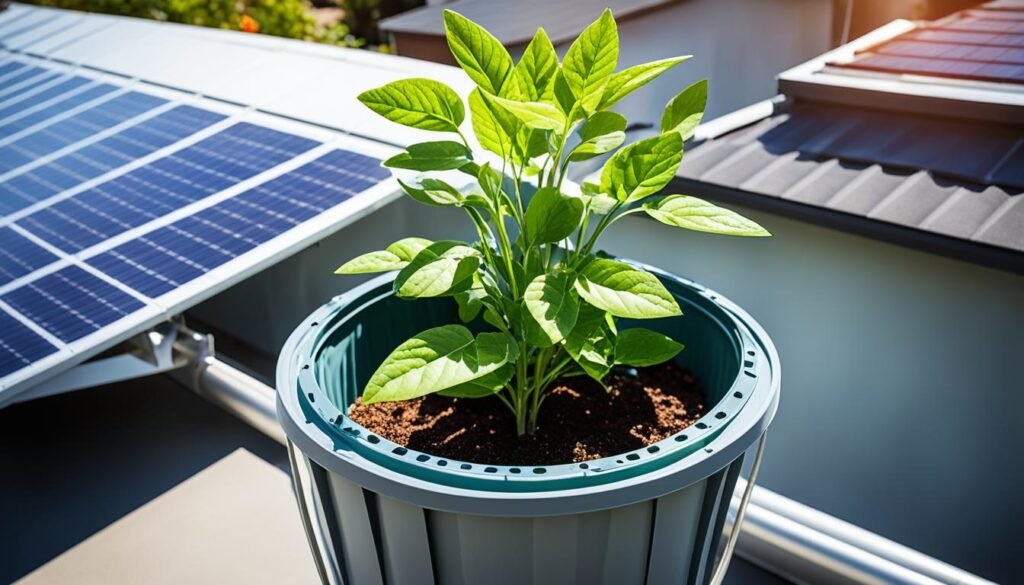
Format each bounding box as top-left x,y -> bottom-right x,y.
174,350 -> 996,585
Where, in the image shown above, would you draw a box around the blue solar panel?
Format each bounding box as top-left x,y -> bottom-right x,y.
0,310 -> 57,378
0,71 -> 62,105
1,265 -> 145,343
0,105 -> 227,216
0,91 -> 166,174
0,66 -> 47,100
0,61 -> 27,80
0,227 -> 59,286
18,122 -> 320,253
0,83 -> 118,139
88,148 -> 387,297
0,76 -> 90,122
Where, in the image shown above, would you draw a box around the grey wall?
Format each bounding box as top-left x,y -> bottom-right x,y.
601,208 -> 1024,584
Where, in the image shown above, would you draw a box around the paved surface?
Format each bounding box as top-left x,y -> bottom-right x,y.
0,375 -> 789,584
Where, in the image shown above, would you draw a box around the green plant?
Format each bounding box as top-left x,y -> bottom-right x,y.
338,9 -> 769,437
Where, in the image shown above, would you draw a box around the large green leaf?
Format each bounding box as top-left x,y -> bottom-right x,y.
661,79 -> 707,140
524,187 -> 584,245
443,10 -> 514,95
398,178 -> 464,207
487,94 -> 566,131
513,28 -> 558,101
358,79 -> 465,133
615,328 -> 684,367
563,304 -> 615,382
643,195 -> 771,236
579,182 -> 618,214
363,326 -> 518,403
600,132 -> 682,203
598,56 -> 690,110
568,111 -> 627,161
438,362 -> 515,398
574,258 -> 681,319
335,237 -> 432,274
523,273 -> 579,346
395,241 -> 480,298
562,9 -> 618,114
385,141 -> 473,171
469,88 -> 517,160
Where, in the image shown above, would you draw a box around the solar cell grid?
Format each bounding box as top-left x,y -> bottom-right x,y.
0,61 -> 26,79
0,71 -> 63,105
0,104 -> 226,216
0,91 -> 166,174
1,265 -> 145,343
0,67 -> 50,100
88,148 -> 388,297
0,82 -> 117,139
17,122 -> 319,253
0,227 -> 59,285
0,75 -> 90,122
0,310 -> 56,378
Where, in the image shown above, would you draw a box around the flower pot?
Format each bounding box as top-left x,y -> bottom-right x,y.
277,262 -> 780,585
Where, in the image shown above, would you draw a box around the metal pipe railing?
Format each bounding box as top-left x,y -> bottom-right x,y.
172,347 -> 996,585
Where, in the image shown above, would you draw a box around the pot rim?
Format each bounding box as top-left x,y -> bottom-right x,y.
277,262 -> 780,516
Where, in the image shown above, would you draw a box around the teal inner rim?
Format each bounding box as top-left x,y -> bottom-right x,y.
293,266 -> 769,492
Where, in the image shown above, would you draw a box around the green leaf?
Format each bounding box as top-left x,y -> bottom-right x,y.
443,10 -> 514,95
487,94 -> 566,131
598,56 -> 691,110
552,69 -> 577,116
335,237 -> 432,274
568,111 -> 627,161
523,273 -> 579,346
643,195 -> 771,236
600,132 -> 682,203
398,178 -> 464,206
661,79 -> 707,140
524,187 -> 584,245
615,328 -> 684,367
363,326 -> 517,403
454,273 -> 488,322
513,28 -> 558,101
439,362 -> 515,398
358,79 -> 465,133
563,304 -> 615,382
469,88 -> 518,160
578,182 -> 618,215
575,258 -> 681,319
385,141 -> 473,171
562,9 -> 618,114
395,241 -> 480,298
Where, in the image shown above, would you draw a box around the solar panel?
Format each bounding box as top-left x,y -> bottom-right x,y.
16,122 -> 319,253
88,149 -> 389,297
0,91 -> 166,173
0,310 -> 57,378
0,82 -> 118,138
0,76 -> 91,123
0,66 -> 51,101
0,61 -> 26,79
0,227 -> 59,285
0,104 -> 227,216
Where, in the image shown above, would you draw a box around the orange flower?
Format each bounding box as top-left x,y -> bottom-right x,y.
240,15 -> 260,34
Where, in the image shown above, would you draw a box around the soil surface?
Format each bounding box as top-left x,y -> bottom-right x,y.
347,362 -> 706,466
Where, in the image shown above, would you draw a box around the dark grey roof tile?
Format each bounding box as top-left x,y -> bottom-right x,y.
742,152 -> 826,197
921,186 -> 1013,238
827,166 -> 917,215
785,160 -> 872,205
974,196 -> 1024,250
867,173 -> 963,226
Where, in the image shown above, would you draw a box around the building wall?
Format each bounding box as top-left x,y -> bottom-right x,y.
600,208 -> 1024,584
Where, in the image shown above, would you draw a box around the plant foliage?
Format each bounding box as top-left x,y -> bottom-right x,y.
342,9 -> 769,436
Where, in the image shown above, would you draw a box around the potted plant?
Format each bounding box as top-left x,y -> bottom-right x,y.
277,9 -> 780,585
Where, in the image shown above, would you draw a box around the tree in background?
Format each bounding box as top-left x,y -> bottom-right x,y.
339,0 -> 423,46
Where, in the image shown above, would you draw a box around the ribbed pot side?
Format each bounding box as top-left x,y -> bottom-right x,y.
277,266 -> 780,585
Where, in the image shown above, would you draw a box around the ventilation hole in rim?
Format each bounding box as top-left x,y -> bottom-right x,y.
715,412 -> 727,419
705,448 -> 714,453
343,427 -> 359,435
744,370 -> 756,378
460,463 -> 471,470
311,321 -> 319,327
744,360 -> 754,368
616,460 -> 624,464
747,350 -> 755,356
437,460 -> 447,467
626,453 -> 640,461
484,467 -> 498,473
301,364 -> 310,370
307,392 -> 315,402
579,463 -> 589,469
734,391 -> 743,399
532,468 -> 547,474
648,446 -> 660,453
416,454 -> 430,462
367,435 -> 380,444
696,422 -> 709,429
675,434 -> 688,442
509,468 -> 521,474
392,447 -> 407,456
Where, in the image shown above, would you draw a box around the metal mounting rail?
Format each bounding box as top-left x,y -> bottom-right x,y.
168,328 -> 996,585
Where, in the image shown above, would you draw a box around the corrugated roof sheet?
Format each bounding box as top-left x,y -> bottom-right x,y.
674,99 -> 1024,271
830,4 -> 1024,84
378,0 -> 675,45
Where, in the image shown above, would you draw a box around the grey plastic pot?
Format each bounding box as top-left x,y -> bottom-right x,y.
277,263 -> 780,585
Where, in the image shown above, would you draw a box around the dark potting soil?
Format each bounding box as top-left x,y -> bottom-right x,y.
347,361 -> 707,466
